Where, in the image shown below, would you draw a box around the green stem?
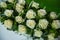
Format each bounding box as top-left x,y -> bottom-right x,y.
28,0 -> 34,8
43,6 -> 46,10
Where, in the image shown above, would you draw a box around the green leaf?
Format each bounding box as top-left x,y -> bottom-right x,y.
12,21 -> 18,31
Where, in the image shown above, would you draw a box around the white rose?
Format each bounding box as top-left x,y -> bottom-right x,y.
18,25 -> 26,34
7,0 -> 14,3
38,19 -> 48,29
16,3 -> 24,13
32,1 -> 39,9
34,30 -> 42,37
48,33 -> 55,40
50,12 -> 57,19
26,20 -> 36,29
48,36 -> 54,40
4,19 -> 13,29
0,2 -> 7,8
4,9 -> 13,17
51,20 -> 60,29
18,0 -> 25,5
26,9 -> 36,19
37,9 -> 47,18
15,16 -> 24,23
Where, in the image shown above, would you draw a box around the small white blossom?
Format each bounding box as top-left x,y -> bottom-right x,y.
0,2 -> 7,8
32,1 -> 39,9
50,12 -> 57,19
34,30 -> 42,37
51,20 -> 60,29
26,20 -> 36,29
26,9 -> 36,19
18,25 -> 26,34
7,0 -> 14,3
4,19 -> 13,29
48,33 -> 55,40
38,19 -> 48,29
37,9 -> 47,18
15,16 -> 24,23
4,9 -> 13,17
18,0 -> 25,5
16,3 -> 24,13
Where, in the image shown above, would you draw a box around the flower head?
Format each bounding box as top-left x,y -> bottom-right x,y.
4,19 -> 13,29
0,2 -> 7,8
32,1 -> 39,9
26,9 -> 36,19
18,0 -> 25,5
50,12 -> 57,19
16,3 -> 24,13
48,33 -> 55,40
4,9 -> 13,17
15,16 -> 24,23
38,19 -> 48,29
18,25 -> 26,34
7,0 -> 14,3
37,9 -> 47,18
34,30 -> 42,37
51,20 -> 60,29
26,20 -> 36,29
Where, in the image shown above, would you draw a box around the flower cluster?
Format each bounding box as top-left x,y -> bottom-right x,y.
0,0 -> 60,40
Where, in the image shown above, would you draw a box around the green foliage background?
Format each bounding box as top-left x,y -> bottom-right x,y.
26,0 -> 60,13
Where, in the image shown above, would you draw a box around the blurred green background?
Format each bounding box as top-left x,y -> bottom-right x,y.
26,0 -> 60,13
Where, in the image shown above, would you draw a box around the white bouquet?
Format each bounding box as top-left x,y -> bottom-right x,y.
0,0 -> 60,40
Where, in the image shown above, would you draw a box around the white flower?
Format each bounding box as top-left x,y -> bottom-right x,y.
50,12 -> 57,19
32,1 -> 39,9
34,30 -> 42,37
26,9 -> 36,19
37,9 -> 47,18
7,0 -> 14,3
18,0 -> 25,5
18,25 -> 26,34
4,9 -> 13,17
26,20 -> 36,29
38,19 -> 48,29
15,16 -> 24,23
16,3 -> 24,13
51,20 -> 60,29
48,33 -> 55,40
0,2 -> 7,8
4,19 -> 13,29
48,36 -> 54,40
